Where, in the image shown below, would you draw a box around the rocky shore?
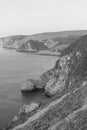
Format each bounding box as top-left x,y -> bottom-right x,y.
5,34 -> 87,130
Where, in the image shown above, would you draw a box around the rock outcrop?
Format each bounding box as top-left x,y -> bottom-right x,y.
21,68 -> 56,92
19,102 -> 40,115
21,54 -> 70,96
45,55 -> 70,96
10,34 -> 87,130
21,79 -> 35,91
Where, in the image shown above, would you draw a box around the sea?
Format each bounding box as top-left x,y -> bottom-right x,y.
0,47 -> 57,127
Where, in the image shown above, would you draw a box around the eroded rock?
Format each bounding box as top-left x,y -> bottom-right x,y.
21,79 -> 35,92
45,55 -> 70,96
21,68 -> 56,92
19,102 -> 40,115
45,78 -> 56,96
45,78 -> 66,96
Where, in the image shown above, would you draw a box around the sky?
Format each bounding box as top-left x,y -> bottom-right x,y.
0,0 -> 87,36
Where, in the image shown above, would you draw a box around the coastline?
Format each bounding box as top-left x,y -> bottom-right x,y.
7,35 -> 87,130
0,49 -> 58,130
2,31 -> 87,130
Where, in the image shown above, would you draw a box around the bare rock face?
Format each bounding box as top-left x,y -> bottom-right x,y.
45,78 -> 57,96
21,79 -> 35,92
21,68 -> 56,92
30,78 -> 46,89
45,78 -> 65,96
19,102 -> 40,115
21,78 -> 46,92
21,55 -> 70,96
45,55 -> 70,96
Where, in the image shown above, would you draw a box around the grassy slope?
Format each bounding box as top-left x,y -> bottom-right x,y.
2,30 -> 87,53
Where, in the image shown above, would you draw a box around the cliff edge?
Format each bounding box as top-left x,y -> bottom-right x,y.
7,34 -> 87,130
2,30 -> 87,56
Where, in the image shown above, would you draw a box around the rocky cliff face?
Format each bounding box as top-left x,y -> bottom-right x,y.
2,30 -> 87,55
17,39 -> 48,52
2,35 -> 26,49
9,34 -> 87,130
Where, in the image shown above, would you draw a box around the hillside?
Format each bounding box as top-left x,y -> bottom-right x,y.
2,30 -> 87,55
5,34 -> 87,130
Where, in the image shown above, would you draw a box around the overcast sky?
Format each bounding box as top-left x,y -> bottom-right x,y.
0,0 -> 87,36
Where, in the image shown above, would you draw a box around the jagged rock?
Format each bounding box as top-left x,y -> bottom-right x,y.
45,55 -> 70,96
21,68 -> 56,92
21,54 -> 70,95
21,78 -> 45,92
34,79 -> 46,89
21,79 -> 35,92
45,78 -> 56,96
33,69 -> 56,89
19,102 -> 40,115
45,78 -> 65,96
30,78 -> 46,89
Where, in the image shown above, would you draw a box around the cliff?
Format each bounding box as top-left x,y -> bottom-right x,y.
6,34 -> 87,130
2,30 -> 87,55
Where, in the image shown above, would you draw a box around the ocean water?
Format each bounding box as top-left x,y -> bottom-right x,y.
0,48 -> 57,127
